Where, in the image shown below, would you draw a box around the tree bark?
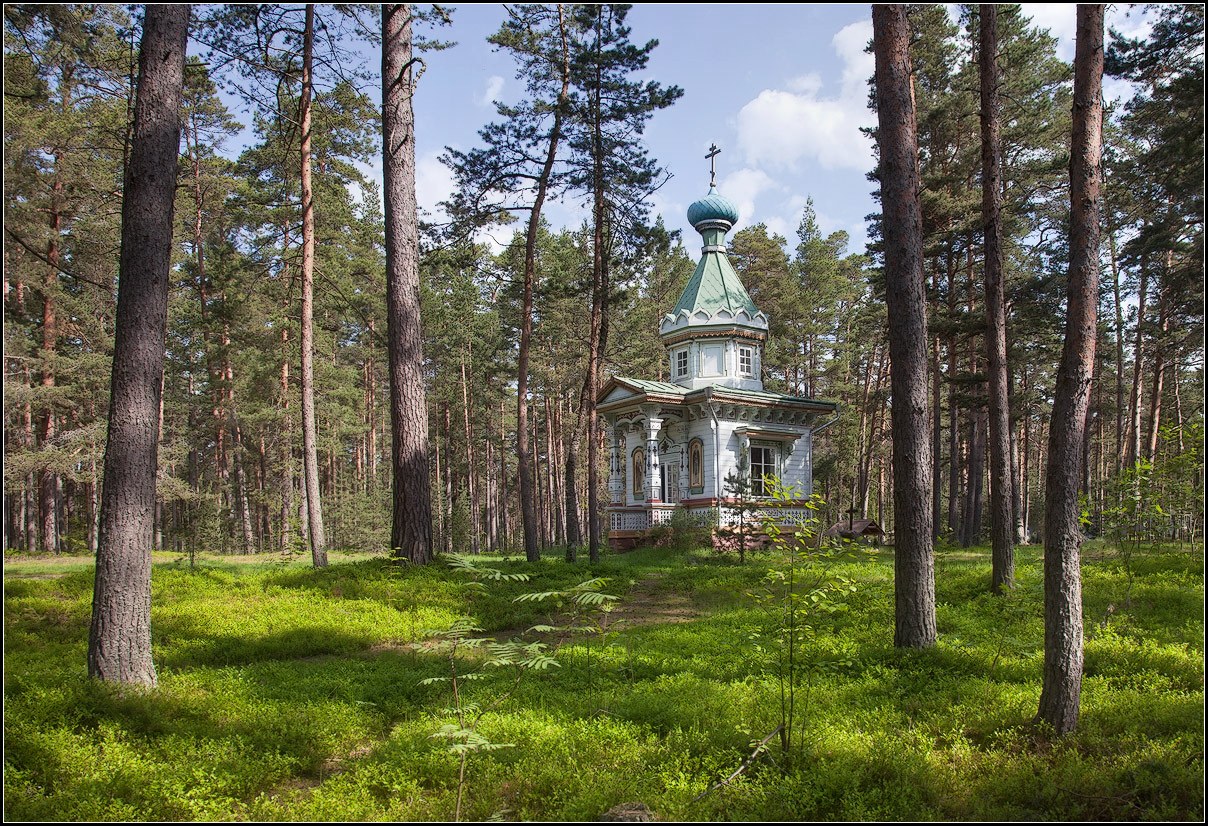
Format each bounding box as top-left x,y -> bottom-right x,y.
873,4 -> 937,649
1037,3 -> 1103,736
980,5 -> 1014,590
88,3 -> 189,686
382,4 -> 433,564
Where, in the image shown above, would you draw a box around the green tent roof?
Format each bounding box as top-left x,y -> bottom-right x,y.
671,249 -> 760,318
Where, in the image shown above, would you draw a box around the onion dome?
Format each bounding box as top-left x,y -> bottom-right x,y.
686,185 -> 739,229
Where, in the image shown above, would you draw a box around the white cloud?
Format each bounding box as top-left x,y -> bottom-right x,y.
786,74 -> 823,96
1010,5 -> 1153,66
832,20 -> 875,97
763,217 -> 792,242
475,75 -> 504,107
719,167 -> 779,228
735,20 -> 876,173
1020,4 -> 1078,61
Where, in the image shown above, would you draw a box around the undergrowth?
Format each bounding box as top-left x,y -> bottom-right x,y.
3,541 -> 1203,821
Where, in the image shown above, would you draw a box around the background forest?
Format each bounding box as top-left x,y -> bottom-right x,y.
3,3 -> 1203,562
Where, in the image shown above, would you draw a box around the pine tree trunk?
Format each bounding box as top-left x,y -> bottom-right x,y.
946,253 -> 960,537
588,279 -> 610,562
499,399 -> 510,550
1011,368 -> 1027,544
298,4 -> 327,567
1037,4 -> 1102,736
961,408 -> 986,547
518,4 -> 571,562
931,309 -> 943,539
89,3 -> 189,686
1021,367 -> 1032,541
1144,277 -> 1169,461
873,3 -> 937,649
460,351 -> 478,553
382,4 -> 433,564
279,325 -> 293,553
23,366 -> 36,553
1108,213 -> 1126,474
232,411 -> 255,553
980,4 -> 1014,590
1124,252 -> 1147,469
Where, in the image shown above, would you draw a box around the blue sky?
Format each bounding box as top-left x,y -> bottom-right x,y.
407,3 -> 1152,260
198,5 -> 1153,260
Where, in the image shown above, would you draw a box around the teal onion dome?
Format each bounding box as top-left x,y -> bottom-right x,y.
687,185 -> 739,229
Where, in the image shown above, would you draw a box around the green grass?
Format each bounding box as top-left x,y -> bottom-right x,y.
4,541 -> 1203,821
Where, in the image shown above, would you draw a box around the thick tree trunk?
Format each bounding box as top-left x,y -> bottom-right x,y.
382,4 -> 433,564
980,5 -> 1014,590
89,3 -> 189,686
873,3 -> 937,649
1037,4 -> 1102,736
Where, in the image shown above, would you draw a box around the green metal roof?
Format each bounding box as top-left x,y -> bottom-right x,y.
610,378 -> 687,396
705,385 -> 838,410
600,376 -> 837,412
671,249 -> 760,318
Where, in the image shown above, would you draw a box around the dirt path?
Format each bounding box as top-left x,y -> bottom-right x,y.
480,573 -> 700,644
608,575 -> 699,628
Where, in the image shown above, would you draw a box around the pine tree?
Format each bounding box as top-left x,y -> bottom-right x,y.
382,3 -> 433,564
979,5 -> 1015,592
1036,3 -> 1104,736
560,3 -> 682,561
88,2 -> 190,686
443,4 -> 577,562
873,3 -> 937,649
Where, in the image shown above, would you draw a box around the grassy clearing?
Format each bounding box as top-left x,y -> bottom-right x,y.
4,541 -> 1203,821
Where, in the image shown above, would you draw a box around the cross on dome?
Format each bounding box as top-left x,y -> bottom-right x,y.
705,142 -> 720,187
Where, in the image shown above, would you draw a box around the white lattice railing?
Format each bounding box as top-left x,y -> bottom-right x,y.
649,506 -> 677,526
609,510 -> 649,532
717,506 -> 816,528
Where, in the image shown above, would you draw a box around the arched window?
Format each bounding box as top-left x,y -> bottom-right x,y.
688,438 -> 704,492
632,447 -> 646,498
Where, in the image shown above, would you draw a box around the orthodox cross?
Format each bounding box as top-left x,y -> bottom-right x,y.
706,143 -> 720,187
846,504 -> 859,533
